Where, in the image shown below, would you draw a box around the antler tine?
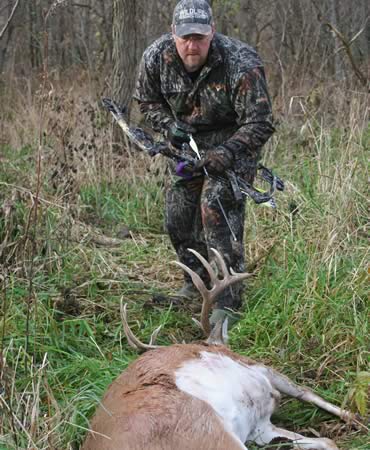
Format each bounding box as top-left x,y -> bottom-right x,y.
175,259 -> 210,296
187,249 -> 220,285
202,250 -> 253,335
209,248 -> 253,295
183,248 -> 220,285
175,253 -> 214,336
120,300 -> 162,352
206,318 -> 228,346
175,249 -> 253,336
210,248 -> 229,279
148,325 -> 163,345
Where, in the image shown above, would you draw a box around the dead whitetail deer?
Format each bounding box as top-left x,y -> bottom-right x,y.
82,249 -> 360,450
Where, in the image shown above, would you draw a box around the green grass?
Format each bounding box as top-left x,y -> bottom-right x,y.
79,179 -> 165,233
0,115 -> 368,449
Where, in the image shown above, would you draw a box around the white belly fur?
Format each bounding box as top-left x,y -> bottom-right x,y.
175,351 -> 277,444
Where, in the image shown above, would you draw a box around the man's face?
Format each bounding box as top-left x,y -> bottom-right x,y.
172,28 -> 214,73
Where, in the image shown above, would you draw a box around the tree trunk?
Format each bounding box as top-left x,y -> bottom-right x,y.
28,0 -> 42,69
330,0 -> 344,80
0,1 -> 16,72
112,0 -> 142,115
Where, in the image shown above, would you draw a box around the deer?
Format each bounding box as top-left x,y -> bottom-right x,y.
82,249 -> 361,450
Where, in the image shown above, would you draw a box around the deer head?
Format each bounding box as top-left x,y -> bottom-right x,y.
121,247 -> 252,349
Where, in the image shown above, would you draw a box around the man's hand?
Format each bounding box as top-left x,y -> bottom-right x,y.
175,161 -> 194,179
194,146 -> 234,175
167,121 -> 196,150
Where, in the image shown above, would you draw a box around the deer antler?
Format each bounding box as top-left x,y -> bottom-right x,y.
175,248 -> 253,335
121,250 -> 252,349
120,300 -> 163,352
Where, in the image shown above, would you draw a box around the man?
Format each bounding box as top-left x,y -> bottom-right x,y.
134,0 -> 274,326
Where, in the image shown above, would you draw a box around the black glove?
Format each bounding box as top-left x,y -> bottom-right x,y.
167,121 -> 196,150
194,146 -> 234,175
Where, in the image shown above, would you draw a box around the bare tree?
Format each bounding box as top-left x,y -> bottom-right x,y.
0,0 -> 19,40
0,0 -> 367,91
112,0 -> 141,112
0,0 -> 20,73
329,0 -> 344,80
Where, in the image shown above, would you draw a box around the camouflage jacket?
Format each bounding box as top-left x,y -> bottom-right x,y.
134,32 -> 274,179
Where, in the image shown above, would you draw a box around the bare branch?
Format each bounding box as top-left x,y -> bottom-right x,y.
0,0 -> 20,41
348,19 -> 369,46
310,0 -> 368,88
324,21 -> 368,87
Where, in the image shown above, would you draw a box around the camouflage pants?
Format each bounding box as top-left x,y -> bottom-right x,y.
165,175 -> 246,310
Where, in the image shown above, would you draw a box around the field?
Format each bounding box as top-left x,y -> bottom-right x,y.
0,75 -> 368,449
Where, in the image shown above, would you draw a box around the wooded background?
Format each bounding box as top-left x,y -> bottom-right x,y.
0,0 -> 368,108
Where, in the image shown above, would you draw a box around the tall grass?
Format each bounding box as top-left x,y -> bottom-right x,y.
0,76 -> 368,449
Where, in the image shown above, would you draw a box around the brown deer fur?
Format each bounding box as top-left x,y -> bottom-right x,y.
82,344 -> 255,450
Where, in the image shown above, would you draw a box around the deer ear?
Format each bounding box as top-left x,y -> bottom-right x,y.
206,318 -> 229,346
222,318 -> 229,344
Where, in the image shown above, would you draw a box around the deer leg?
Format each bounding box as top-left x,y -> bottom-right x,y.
254,423 -> 339,450
265,367 -> 354,422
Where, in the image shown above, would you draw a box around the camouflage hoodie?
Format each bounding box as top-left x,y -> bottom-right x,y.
134,32 -> 274,179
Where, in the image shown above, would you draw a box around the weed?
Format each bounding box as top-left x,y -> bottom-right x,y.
0,75 -> 368,449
